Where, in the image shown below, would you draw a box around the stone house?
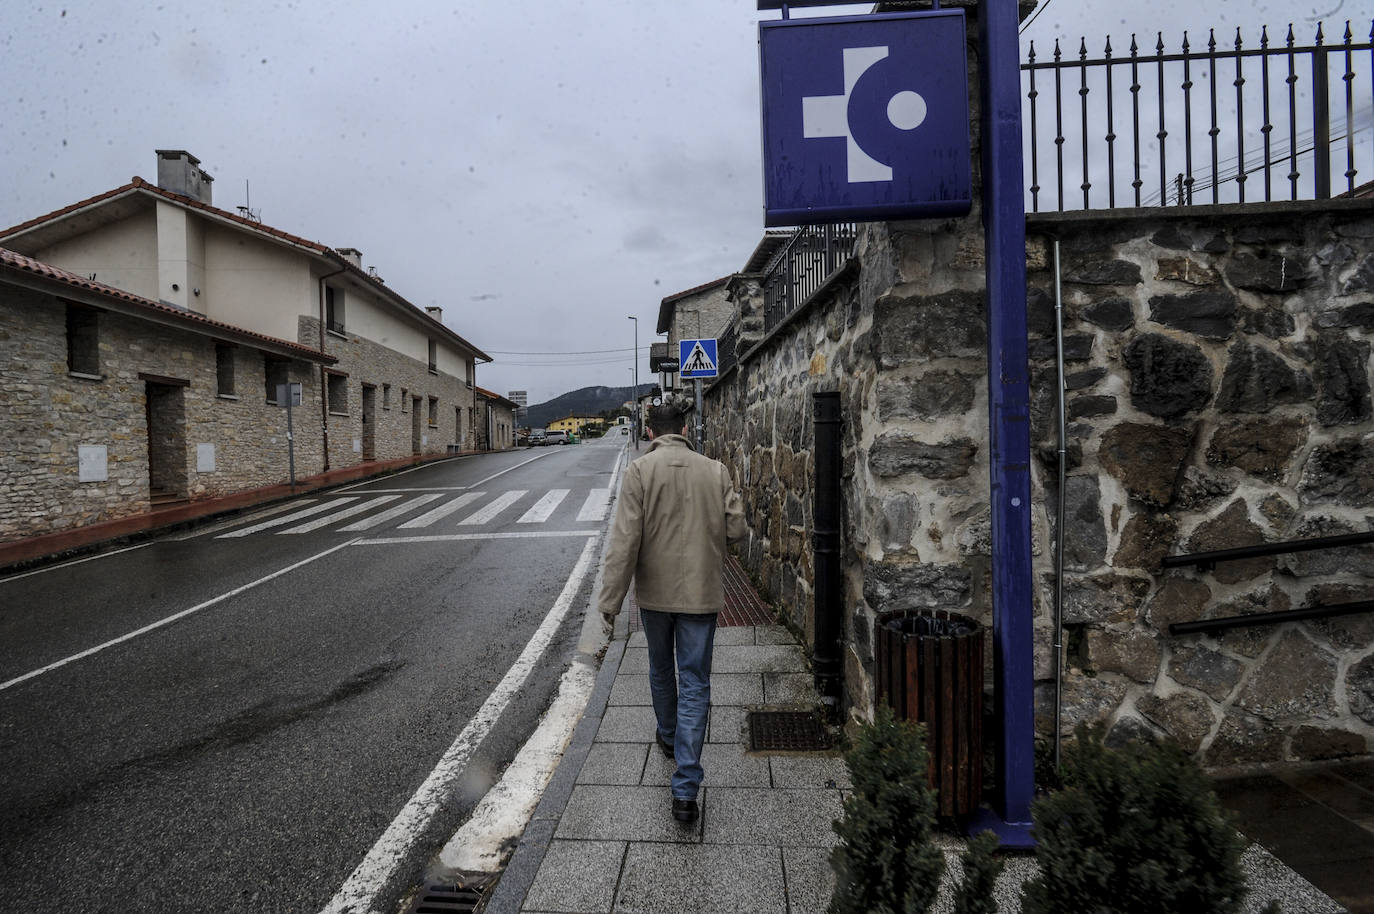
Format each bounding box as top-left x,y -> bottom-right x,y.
0,247 -> 334,542
662,5 -> 1374,769
473,387 -> 519,451
655,276 -> 732,399
0,150 -> 491,488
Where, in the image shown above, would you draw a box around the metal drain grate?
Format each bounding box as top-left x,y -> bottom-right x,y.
748,710 -> 831,752
404,882 -> 483,914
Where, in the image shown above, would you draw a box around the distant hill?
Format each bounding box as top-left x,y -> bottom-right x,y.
525,385 -> 650,429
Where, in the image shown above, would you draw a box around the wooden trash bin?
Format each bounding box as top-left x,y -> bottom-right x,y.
875,609 -> 984,817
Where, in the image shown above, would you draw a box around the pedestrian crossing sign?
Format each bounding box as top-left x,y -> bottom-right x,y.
679,338 -> 719,379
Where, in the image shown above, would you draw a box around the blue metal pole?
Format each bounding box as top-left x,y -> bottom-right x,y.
968,0 -> 1035,848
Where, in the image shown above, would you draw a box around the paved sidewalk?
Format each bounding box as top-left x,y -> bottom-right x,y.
482,615 -> 848,914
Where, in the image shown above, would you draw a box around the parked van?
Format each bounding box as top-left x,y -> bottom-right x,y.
545,430 -> 570,445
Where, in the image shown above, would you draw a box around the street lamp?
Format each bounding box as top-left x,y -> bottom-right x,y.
628,315 -> 639,451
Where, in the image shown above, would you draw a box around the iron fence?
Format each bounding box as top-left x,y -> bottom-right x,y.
762,222 -> 858,333
1023,19 -> 1374,211
716,317 -> 740,377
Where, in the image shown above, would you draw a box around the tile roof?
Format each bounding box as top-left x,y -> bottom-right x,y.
0,177 -> 491,361
474,386 -> 519,408
0,246 -> 335,362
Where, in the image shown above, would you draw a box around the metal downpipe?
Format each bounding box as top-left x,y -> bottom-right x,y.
811,391 -> 843,715
1052,240 -> 1067,770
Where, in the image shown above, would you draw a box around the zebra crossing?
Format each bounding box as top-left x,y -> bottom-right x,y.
217,487 -> 612,539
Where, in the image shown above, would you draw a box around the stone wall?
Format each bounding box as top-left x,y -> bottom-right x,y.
702,200 -> 1374,766
303,316 -> 474,466
0,284 -> 324,542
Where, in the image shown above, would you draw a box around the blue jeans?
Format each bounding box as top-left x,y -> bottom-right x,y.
640,609 -> 718,800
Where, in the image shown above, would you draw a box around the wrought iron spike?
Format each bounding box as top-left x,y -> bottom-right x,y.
1316,21 -> 1325,44
1079,36 -> 1087,59
1235,26 -> 1243,51
1104,35 -> 1113,56
1028,39 -> 1036,62
1343,20 -> 1352,42
1054,37 -> 1062,61
1156,31 -> 1165,54
1208,28 -> 1216,52
1287,23 -> 1295,46
1130,33 -> 1139,54
1182,30 -> 1190,52
1261,24 -> 1269,48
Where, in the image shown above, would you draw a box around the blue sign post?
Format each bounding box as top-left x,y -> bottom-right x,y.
758,9 -> 971,226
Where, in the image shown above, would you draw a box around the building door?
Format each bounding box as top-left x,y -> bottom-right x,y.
411,396 -> 423,455
144,381 -> 188,505
361,384 -> 376,461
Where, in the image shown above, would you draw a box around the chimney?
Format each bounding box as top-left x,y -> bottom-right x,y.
426,306 -> 443,322
155,150 -> 213,203
337,247 -> 363,269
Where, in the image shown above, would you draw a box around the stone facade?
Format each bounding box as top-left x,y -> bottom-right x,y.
701,201 -> 1374,766
0,283 -> 323,542
304,316 -> 473,465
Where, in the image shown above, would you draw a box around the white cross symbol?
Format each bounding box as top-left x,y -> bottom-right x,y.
801,46 -> 929,184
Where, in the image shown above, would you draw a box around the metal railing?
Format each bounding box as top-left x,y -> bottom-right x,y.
1023,20 -> 1374,212
762,222 -> 857,333
716,317 -> 740,377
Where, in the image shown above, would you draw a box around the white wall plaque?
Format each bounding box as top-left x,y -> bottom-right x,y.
197,443 -> 216,472
78,445 -> 108,482
353,438 -> 361,453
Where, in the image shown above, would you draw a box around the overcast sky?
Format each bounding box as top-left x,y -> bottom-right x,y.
0,0 -> 1355,403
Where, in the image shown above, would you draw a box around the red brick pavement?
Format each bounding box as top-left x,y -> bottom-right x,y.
626,551 -> 774,632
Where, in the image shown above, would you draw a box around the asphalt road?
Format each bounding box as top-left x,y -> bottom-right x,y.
0,434 -> 629,914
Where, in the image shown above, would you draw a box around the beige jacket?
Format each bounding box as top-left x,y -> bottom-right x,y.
598,434 -> 747,616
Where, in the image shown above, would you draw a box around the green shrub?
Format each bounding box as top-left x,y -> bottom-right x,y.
1021,727 -> 1247,914
953,830 -> 1003,914
829,705 -> 945,914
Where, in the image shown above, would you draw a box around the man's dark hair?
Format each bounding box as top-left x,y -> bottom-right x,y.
647,404 -> 686,437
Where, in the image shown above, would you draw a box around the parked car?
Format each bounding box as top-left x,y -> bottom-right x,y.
527,429 -> 547,447
545,430 -> 570,445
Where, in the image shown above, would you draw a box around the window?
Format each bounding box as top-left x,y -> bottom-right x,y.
264,356 -> 289,402
215,344 -> 235,396
428,396 -> 438,427
66,304 -> 99,376
400,388 -> 407,412
428,339 -> 437,373
325,286 -> 345,334
465,359 -> 474,389
327,372 -> 348,414
382,383 -> 391,409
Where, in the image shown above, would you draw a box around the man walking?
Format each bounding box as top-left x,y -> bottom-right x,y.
598,404 -> 747,823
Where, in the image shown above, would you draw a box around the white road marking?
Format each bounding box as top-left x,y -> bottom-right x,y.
354,531 -> 597,546
439,659 -> 597,873
278,496 -> 400,534
397,493 -> 485,529
457,491 -> 526,526
465,453 -> 548,488
317,536 -> 600,914
517,489 -> 569,524
333,455 -> 470,492
338,487 -> 469,494
0,538 -> 361,694
173,501 -> 318,539
0,542 -> 152,583
575,488 -> 611,522
218,498 -> 358,538
338,494 -> 444,532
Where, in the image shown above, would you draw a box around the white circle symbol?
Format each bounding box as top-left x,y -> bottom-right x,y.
887,90 -> 927,131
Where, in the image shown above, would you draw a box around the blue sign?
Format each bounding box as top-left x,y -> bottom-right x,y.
759,10 -> 971,226
679,338 -> 718,379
